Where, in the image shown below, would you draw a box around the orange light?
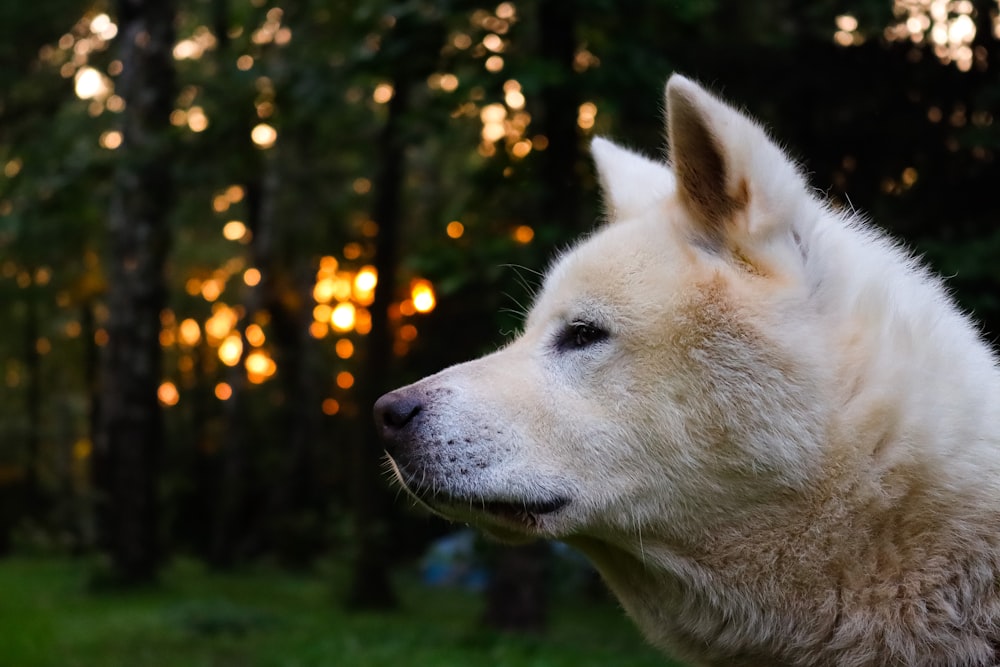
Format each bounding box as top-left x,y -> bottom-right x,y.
205,307 -> 237,342
313,278 -> 336,303
215,382 -> 233,400
373,82 -> 394,104
353,267 -> 377,306
354,266 -> 377,291
246,323 -> 265,347
313,303 -> 333,323
158,381 -> 180,406
335,338 -> 354,359
187,107 -> 209,132
577,102 -> 597,130
331,276 -> 353,301
399,324 -> 418,341
321,398 -> 340,415
511,140 -> 531,158
336,371 -> 354,389
331,303 -> 356,332
245,351 -> 268,374
355,308 -> 372,334
411,281 -> 436,313
222,220 -> 247,241
505,89 -> 525,110
243,268 -> 261,287
483,34 -> 504,52
100,130 -> 123,150
354,291 -> 375,307
251,123 -> 277,148
446,221 -> 464,238
201,279 -> 223,302
218,334 -> 243,366
309,321 -> 329,339
179,318 -> 201,346
245,350 -> 276,382
318,255 -> 338,274
513,225 -> 535,244
343,242 -> 363,260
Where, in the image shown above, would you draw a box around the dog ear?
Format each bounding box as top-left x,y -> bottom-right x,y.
665,75 -> 805,247
591,137 -> 674,223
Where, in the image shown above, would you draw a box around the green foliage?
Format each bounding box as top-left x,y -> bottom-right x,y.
167,598 -> 277,637
0,557 -> 677,667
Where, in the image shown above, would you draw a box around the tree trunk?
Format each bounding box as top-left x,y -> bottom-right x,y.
23,280 -> 43,516
537,0 -> 581,232
246,152 -> 325,568
93,0 -> 176,585
209,177 -> 266,568
346,7 -> 444,609
79,300 -> 100,550
345,73 -> 409,611
483,541 -> 551,633
208,358 -> 252,568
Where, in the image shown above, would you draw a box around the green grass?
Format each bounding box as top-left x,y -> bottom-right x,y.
0,556 -> 679,667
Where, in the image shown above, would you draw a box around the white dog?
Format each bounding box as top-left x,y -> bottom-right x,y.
375,75 -> 1000,666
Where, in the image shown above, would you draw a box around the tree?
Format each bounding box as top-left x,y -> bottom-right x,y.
0,0 -> 100,553
93,0 -> 177,584
346,3 -> 448,610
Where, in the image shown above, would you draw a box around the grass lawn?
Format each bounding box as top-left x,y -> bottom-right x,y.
0,555 -> 681,667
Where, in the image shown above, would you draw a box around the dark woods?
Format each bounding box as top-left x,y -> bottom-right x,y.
1,0 -> 999,626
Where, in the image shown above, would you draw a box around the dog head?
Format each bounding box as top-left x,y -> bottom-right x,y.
375,75 -> 831,545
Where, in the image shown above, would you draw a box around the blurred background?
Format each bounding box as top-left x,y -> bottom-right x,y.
2,0 -> 1000,665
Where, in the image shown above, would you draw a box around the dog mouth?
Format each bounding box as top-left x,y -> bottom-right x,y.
385,456 -> 568,529
435,494 -> 569,527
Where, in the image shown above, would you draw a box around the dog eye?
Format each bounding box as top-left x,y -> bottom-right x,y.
557,320 -> 609,351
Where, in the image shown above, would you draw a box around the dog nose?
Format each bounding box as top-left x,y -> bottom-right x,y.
373,390 -> 422,444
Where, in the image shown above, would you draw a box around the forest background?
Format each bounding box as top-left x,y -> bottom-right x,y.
2,0 -> 1000,658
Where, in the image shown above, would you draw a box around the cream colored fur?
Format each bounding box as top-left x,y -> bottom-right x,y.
375,75 -> 1000,666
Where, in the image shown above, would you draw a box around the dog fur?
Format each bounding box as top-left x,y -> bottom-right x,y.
374,75 -> 1000,666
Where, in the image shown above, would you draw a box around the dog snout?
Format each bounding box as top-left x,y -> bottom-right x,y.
373,390 -> 423,451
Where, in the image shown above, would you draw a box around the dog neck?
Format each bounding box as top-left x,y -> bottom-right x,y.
566,474 -> 1000,666
567,531 -> 796,666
